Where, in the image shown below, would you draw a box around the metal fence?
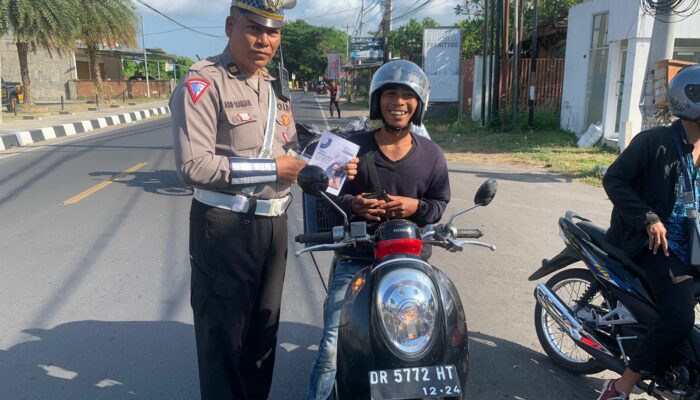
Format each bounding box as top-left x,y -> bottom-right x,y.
461,58 -> 565,114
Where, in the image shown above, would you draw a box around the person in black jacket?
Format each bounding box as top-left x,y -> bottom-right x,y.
305,60 -> 450,400
597,65 -> 700,400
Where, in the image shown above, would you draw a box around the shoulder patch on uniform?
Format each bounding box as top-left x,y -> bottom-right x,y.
227,63 -> 240,75
186,78 -> 211,104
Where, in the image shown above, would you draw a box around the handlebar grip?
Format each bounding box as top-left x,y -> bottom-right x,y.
456,229 -> 483,239
295,231 -> 335,244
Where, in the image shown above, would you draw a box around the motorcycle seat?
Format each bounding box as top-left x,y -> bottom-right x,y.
576,221 -> 648,279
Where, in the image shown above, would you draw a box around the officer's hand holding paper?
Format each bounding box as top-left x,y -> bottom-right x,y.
309,132 -> 360,196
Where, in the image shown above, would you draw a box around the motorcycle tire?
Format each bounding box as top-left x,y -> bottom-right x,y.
534,268 -> 608,375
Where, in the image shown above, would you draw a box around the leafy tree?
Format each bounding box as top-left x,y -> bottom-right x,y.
454,18 -> 486,59
387,18 -> 439,65
76,0 -> 137,99
454,0 -> 585,57
0,0 -> 81,105
174,56 -> 193,80
281,20 -> 347,83
123,59 -> 139,78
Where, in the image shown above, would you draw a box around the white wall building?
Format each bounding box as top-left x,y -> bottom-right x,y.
560,0 -> 700,148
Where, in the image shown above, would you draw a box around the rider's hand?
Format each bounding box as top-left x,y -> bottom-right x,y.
351,194 -> 386,221
646,221 -> 669,256
344,157 -> 359,181
380,195 -> 419,219
275,155 -> 306,183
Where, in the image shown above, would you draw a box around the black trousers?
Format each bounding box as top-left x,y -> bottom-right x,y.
629,249 -> 696,374
329,98 -> 340,116
189,199 -> 288,400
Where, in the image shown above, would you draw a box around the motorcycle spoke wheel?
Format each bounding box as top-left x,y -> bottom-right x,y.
535,268 -> 609,374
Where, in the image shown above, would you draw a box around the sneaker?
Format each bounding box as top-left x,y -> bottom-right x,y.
597,379 -> 627,400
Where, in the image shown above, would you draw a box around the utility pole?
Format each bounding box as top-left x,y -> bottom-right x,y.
383,0 -> 392,62
640,6 -> 677,129
502,0 -> 510,127
0,40 -> 3,125
481,0 -> 489,126
492,0 -> 502,118
344,24 -> 352,64
359,0 -> 365,37
141,15 -> 151,98
528,0 -> 539,127
511,0 -> 520,125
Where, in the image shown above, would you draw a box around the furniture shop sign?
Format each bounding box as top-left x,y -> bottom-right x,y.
423,27 -> 462,102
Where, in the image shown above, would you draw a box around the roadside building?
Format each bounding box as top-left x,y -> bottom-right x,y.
0,35 -> 75,100
561,0 -> 700,148
0,35 -> 175,101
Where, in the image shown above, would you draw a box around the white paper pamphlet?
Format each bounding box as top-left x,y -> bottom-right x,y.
308,132 -> 360,196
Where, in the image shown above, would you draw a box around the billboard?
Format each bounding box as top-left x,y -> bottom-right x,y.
350,37 -> 384,62
423,27 -> 462,102
326,54 -> 340,80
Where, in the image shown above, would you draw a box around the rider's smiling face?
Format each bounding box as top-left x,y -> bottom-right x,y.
380,86 -> 417,128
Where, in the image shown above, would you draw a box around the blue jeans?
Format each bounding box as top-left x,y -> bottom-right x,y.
306,258 -> 366,400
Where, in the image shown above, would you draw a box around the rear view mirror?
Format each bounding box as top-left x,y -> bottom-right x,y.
298,165 -> 329,196
474,179 -> 497,206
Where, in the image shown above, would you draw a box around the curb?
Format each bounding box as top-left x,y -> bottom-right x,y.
0,106 -> 170,151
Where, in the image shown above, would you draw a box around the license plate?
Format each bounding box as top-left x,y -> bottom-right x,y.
369,365 -> 462,399
1,88 -> 6,97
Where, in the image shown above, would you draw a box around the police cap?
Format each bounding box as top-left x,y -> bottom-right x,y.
232,0 -> 296,29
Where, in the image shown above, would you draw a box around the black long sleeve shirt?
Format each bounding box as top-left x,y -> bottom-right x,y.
334,129 -> 451,259
603,120 -> 687,256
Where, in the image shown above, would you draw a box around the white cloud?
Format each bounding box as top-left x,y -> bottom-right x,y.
137,0 -> 230,19
285,0 -> 462,34
137,0 -> 461,31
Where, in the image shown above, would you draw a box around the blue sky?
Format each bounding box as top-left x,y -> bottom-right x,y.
137,0 -> 463,61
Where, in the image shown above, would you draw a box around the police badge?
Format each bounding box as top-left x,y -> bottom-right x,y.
262,0 -> 282,12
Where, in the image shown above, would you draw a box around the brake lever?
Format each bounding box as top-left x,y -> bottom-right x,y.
456,239 -> 497,251
294,242 -> 349,257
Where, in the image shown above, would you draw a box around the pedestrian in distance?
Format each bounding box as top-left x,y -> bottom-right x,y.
305,59 -> 451,400
329,80 -> 340,118
598,64 -> 700,399
169,0 -> 357,399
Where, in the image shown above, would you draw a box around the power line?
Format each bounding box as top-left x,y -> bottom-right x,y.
145,26 -> 221,36
303,6 -> 362,20
641,0 -> 700,20
391,0 -> 437,23
134,0 -> 224,39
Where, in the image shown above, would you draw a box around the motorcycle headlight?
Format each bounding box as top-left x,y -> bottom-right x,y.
375,268 -> 438,356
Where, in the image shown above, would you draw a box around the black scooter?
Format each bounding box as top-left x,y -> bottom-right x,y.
530,211 -> 700,399
294,165 -> 497,400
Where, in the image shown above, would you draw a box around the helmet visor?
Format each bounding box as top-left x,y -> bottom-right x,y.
686,84 -> 700,103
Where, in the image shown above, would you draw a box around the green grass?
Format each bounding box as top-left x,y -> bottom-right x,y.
424,111 -> 619,186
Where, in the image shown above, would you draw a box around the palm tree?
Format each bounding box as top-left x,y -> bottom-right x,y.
0,0 -> 81,105
76,0 -> 137,100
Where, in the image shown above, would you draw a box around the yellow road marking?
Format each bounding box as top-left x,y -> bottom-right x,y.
61,162 -> 147,205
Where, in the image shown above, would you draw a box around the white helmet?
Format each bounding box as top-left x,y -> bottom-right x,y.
668,64 -> 700,122
369,60 -> 430,126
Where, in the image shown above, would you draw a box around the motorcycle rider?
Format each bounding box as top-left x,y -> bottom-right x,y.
305,59 -> 451,400
598,64 -> 700,399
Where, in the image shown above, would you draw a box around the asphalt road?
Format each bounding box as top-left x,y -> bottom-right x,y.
0,91 -> 641,399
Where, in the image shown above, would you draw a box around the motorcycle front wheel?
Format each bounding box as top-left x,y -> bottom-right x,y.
534,268 -> 611,375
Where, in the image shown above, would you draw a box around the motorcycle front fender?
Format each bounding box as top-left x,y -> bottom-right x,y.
528,245 -> 580,281
433,267 -> 470,390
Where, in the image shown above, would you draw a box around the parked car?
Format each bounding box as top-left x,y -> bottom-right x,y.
1,78 -> 23,112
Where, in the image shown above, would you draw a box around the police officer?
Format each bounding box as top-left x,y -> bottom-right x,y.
170,1 -> 311,399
